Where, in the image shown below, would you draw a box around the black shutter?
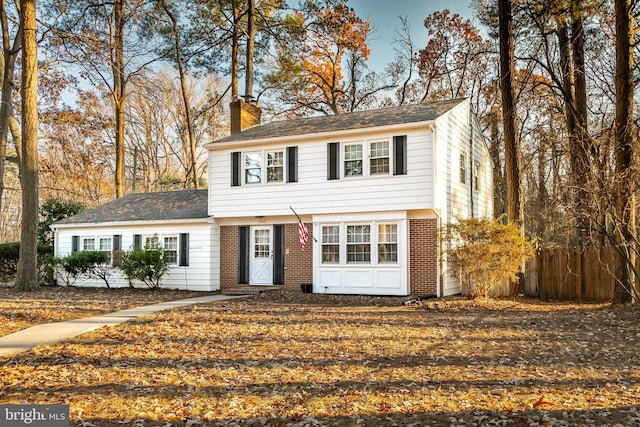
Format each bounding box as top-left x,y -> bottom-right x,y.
71,236 -> 79,253
133,234 -> 142,249
231,151 -> 242,186
393,135 -> 407,175
327,142 -> 339,180
112,234 -> 122,267
238,226 -> 250,283
287,146 -> 298,183
179,233 -> 189,266
273,225 -> 285,285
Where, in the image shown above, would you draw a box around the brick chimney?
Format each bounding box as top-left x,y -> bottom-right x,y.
230,99 -> 262,135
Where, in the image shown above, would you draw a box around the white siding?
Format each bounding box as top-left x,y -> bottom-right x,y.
54,221 -> 219,292
433,99 -> 494,296
208,127 -> 434,218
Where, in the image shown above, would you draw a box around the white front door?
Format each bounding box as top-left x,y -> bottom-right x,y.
250,226 -> 273,285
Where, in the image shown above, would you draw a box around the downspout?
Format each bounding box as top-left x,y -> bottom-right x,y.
431,122 -> 442,298
469,106 -> 475,218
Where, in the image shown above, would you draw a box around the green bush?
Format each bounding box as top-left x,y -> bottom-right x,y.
0,242 -> 54,283
59,251 -> 111,287
0,242 -> 20,280
445,217 -> 534,299
120,246 -> 171,289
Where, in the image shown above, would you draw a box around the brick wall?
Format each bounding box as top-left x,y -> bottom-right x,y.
409,218 -> 439,296
220,226 -> 238,290
219,224 -> 313,291
283,223 -> 313,292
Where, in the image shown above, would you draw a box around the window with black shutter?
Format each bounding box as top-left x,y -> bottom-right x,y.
112,234 -> 122,267
286,146 -> 298,183
327,142 -> 339,180
231,151 -> 241,186
393,135 -> 407,175
179,233 -> 189,266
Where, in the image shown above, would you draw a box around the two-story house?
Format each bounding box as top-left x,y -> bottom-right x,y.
53,98 -> 492,297
208,98 -> 492,297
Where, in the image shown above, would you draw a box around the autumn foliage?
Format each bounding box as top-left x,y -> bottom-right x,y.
445,217 -> 534,298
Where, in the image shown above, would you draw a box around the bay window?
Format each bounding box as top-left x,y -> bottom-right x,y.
320,221 -> 400,265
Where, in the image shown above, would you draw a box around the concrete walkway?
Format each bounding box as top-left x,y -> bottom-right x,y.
0,294 -> 246,358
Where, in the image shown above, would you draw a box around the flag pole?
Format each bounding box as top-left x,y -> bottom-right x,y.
290,206 -> 317,242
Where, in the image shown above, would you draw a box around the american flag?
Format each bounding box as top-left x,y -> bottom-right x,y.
298,218 -> 309,250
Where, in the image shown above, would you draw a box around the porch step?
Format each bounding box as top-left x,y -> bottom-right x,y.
222,286 -> 283,296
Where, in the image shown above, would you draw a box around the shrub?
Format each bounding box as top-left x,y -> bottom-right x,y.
445,217 -> 534,299
60,251 -> 111,287
120,245 -> 171,289
0,242 -> 54,283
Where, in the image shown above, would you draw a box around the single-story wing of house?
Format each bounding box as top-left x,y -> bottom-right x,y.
53,189 -> 218,291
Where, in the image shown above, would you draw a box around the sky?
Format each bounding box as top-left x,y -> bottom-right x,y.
346,0 -> 476,72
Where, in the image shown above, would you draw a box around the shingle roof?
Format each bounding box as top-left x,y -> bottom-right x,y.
211,98 -> 467,144
55,189 -> 209,225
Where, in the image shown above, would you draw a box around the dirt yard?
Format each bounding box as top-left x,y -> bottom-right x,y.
1,289 -> 639,426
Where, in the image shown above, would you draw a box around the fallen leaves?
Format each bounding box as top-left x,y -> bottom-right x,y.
1,292 -> 640,426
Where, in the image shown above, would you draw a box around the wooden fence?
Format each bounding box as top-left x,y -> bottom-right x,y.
522,247 -> 618,301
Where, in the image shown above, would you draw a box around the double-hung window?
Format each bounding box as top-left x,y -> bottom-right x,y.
321,225 -> 340,263
473,160 -> 481,192
82,237 -> 96,251
378,224 -> 398,263
320,222 -> 400,265
370,141 -> 390,175
460,152 -> 467,185
346,225 -> 371,263
164,236 -> 178,264
266,151 -> 284,183
344,144 -> 363,176
98,237 -> 113,262
245,152 -> 262,184
244,150 -> 284,184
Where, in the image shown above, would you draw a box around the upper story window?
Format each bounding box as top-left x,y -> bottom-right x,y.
245,152 -> 262,184
328,136 -> 406,180
460,152 -> 467,185
232,147 -> 296,186
370,141 -> 390,175
266,151 -> 284,183
474,160 -> 481,192
344,144 -> 363,176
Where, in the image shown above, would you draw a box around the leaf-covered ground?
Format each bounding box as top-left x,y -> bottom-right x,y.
1,291 -> 640,426
0,285 -> 214,337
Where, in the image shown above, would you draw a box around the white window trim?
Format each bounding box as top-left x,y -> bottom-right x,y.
243,149 -> 285,185
460,151 -> 467,186
80,235 -> 112,263
341,138 -> 393,178
318,220 -> 402,266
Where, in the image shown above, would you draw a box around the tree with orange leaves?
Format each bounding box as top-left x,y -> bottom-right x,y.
264,0 -> 373,116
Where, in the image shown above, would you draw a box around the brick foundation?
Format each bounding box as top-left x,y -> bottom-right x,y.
409,218 -> 439,296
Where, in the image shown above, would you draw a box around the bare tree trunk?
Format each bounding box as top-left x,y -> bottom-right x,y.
0,0 -> 20,215
489,105 -> 505,219
230,0 -> 240,100
13,0 -> 38,292
613,0 -> 635,303
498,0 -> 521,226
113,0 -> 126,198
244,0 -> 255,100
160,0 -> 197,189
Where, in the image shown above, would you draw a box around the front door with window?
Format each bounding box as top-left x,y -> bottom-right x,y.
250,226 -> 273,285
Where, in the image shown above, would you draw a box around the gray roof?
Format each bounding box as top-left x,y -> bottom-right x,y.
212,98 -> 467,144
55,189 -> 209,225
